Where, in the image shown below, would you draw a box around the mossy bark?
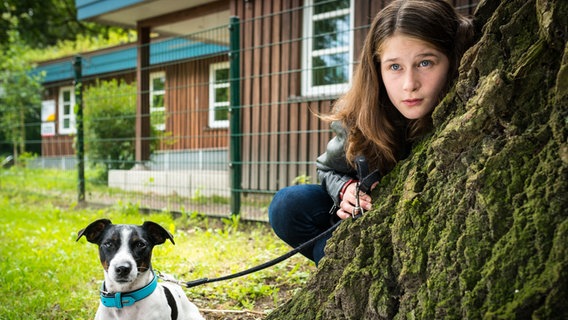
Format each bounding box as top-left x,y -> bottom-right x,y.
267,0 -> 567,319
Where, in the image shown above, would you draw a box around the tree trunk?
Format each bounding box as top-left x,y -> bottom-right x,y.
267,0 -> 567,319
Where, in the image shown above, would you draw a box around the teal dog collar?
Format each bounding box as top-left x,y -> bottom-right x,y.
100,273 -> 158,309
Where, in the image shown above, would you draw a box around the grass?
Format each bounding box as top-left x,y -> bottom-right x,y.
0,168 -> 315,319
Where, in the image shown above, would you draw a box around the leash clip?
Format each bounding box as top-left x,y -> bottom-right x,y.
156,270 -> 184,286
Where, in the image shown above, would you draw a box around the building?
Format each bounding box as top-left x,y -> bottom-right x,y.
34,0 -> 478,215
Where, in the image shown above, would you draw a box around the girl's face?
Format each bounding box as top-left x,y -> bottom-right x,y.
379,34 -> 450,120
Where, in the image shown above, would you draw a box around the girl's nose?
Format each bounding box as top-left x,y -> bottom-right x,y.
403,70 -> 420,92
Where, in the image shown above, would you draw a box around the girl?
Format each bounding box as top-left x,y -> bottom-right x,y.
269,0 -> 475,264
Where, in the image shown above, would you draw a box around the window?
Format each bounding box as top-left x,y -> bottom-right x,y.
302,0 -> 353,96
150,72 -> 166,131
58,86 -> 76,135
209,62 -> 230,128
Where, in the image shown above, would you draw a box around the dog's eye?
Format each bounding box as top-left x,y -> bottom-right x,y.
135,241 -> 147,249
102,242 -> 114,249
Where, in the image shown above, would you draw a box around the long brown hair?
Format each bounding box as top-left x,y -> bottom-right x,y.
322,0 -> 474,174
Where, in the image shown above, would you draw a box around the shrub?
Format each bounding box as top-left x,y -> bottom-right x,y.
84,79 -> 158,181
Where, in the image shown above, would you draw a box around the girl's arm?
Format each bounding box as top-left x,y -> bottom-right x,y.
316,121 -> 357,206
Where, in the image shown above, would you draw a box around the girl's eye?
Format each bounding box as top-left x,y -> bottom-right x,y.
419,60 -> 432,67
389,64 -> 401,71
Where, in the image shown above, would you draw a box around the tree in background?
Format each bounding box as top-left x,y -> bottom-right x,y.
0,17 -> 42,165
0,0 -> 131,161
0,0 -> 129,49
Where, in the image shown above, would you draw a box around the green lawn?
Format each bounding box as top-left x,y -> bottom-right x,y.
0,168 -> 314,319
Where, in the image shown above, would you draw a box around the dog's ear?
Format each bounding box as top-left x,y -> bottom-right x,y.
77,219 -> 112,244
142,221 -> 175,246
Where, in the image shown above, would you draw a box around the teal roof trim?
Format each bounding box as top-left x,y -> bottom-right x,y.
33,62 -> 74,84
34,39 -> 228,83
76,0 -> 146,20
83,48 -> 136,76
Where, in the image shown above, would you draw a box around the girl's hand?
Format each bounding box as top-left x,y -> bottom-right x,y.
336,182 -> 378,220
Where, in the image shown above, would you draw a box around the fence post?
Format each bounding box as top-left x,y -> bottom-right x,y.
229,16 -> 242,215
73,55 -> 85,203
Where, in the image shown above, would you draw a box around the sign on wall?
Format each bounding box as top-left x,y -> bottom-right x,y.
41,100 -> 56,137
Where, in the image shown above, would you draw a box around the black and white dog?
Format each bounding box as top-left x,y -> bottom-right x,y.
77,219 -> 204,320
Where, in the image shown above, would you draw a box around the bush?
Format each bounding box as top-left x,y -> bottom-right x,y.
84,79 -> 157,181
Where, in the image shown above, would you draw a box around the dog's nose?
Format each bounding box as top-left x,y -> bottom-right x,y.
115,263 -> 132,277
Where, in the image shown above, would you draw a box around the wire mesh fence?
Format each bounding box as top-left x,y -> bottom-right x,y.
1,0 -> 478,221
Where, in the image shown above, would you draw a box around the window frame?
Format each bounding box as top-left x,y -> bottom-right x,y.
58,86 -> 76,135
208,62 -> 230,129
302,0 -> 354,97
150,71 -> 166,131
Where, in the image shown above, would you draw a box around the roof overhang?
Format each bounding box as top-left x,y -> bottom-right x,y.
76,0 -> 230,37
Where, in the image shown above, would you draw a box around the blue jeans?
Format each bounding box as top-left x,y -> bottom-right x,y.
268,184 -> 337,264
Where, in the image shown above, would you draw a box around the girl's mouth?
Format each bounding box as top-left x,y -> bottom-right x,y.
402,98 -> 423,107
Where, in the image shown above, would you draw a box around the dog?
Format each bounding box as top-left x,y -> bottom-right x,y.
77,219 -> 205,320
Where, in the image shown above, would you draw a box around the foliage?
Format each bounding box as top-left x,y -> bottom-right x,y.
0,0 -> 131,50
14,151 -> 37,167
292,174 -> 312,185
0,167 -> 314,319
83,79 -> 154,181
0,18 -> 43,163
25,30 -> 138,63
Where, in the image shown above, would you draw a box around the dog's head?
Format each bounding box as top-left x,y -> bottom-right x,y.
77,219 -> 174,289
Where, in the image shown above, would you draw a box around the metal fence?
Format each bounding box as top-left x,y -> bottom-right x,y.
1,0 -> 478,221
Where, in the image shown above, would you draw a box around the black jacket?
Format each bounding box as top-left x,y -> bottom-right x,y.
316,121 -> 357,206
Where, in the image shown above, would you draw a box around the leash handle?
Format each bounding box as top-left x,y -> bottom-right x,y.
355,155 -> 381,195
353,155 -> 382,217
355,155 -> 369,182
